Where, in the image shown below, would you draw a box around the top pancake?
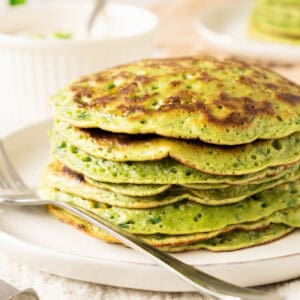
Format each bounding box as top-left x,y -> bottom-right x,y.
51,56 -> 300,145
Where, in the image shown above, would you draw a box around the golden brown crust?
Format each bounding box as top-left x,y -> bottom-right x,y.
48,205 -> 120,244
51,56 -> 300,144
68,56 -> 300,129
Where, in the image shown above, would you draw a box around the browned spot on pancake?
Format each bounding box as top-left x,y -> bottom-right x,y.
264,83 -> 278,90
124,93 -> 152,104
71,86 -> 93,97
62,165 -> 84,182
277,93 -> 300,105
110,86 -> 275,127
90,95 -> 114,107
118,82 -> 139,96
219,91 -> 229,101
252,69 -> 269,80
93,74 -> 106,82
208,96 -> 274,126
165,95 -> 181,105
70,86 -> 93,107
134,75 -> 155,85
197,72 -> 216,82
239,75 -> 255,86
213,98 -> 236,110
118,105 -> 147,116
77,74 -> 105,83
157,90 -> 199,112
170,80 -> 182,87
77,223 -> 86,230
80,127 -> 155,145
110,134 -> 156,145
208,98 -> 274,126
84,85 -> 275,127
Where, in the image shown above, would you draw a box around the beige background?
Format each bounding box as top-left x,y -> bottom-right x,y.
151,0 -> 300,85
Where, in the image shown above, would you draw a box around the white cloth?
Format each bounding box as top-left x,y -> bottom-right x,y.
0,254 -> 299,300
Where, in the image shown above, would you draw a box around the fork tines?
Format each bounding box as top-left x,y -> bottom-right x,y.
0,140 -> 27,192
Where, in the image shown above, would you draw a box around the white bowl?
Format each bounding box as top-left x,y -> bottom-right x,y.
0,0 -> 158,133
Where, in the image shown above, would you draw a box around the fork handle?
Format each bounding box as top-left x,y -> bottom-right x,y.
0,280 -> 39,300
0,280 -> 19,299
50,201 -> 282,300
86,0 -> 106,34
0,195 -> 282,299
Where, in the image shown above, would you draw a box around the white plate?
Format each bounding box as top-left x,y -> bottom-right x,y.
1,121 -> 300,292
197,0 -> 300,62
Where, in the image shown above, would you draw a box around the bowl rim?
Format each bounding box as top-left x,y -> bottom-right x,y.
0,1 -> 158,49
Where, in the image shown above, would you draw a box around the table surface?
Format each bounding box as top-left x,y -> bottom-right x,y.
1,0 -> 300,299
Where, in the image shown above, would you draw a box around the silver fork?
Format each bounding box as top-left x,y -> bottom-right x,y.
0,140 -> 283,300
86,0 -> 107,35
0,279 -> 39,299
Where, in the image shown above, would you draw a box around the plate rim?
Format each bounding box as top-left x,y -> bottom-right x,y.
1,119 -> 300,290
1,226 -> 300,268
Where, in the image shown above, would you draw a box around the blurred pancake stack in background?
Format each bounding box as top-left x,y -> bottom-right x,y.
249,0 -> 300,44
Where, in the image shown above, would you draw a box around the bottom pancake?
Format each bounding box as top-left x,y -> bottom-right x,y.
47,205 -> 294,252
40,184 -> 300,235
160,225 -> 293,253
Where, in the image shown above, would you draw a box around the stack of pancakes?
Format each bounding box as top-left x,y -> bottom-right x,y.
40,56 -> 300,252
249,0 -> 300,44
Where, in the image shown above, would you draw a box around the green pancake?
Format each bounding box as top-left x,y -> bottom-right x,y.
42,161 -> 179,208
180,183 -> 231,190
184,161 -> 300,188
270,206 -> 300,227
48,205 -> 273,246
249,0 -> 300,44
249,20 -> 300,45
160,225 -> 294,252
50,56 -> 300,145
88,165 -> 300,193
45,54 -> 300,253
86,180 -> 171,197
51,133 -> 298,184
39,180 -> 300,235
55,119 -> 300,175
189,166 -> 300,205
48,160 -> 171,198
259,0 -> 300,4
250,0 -> 300,38
43,160 -> 300,207
48,204 -> 297,249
